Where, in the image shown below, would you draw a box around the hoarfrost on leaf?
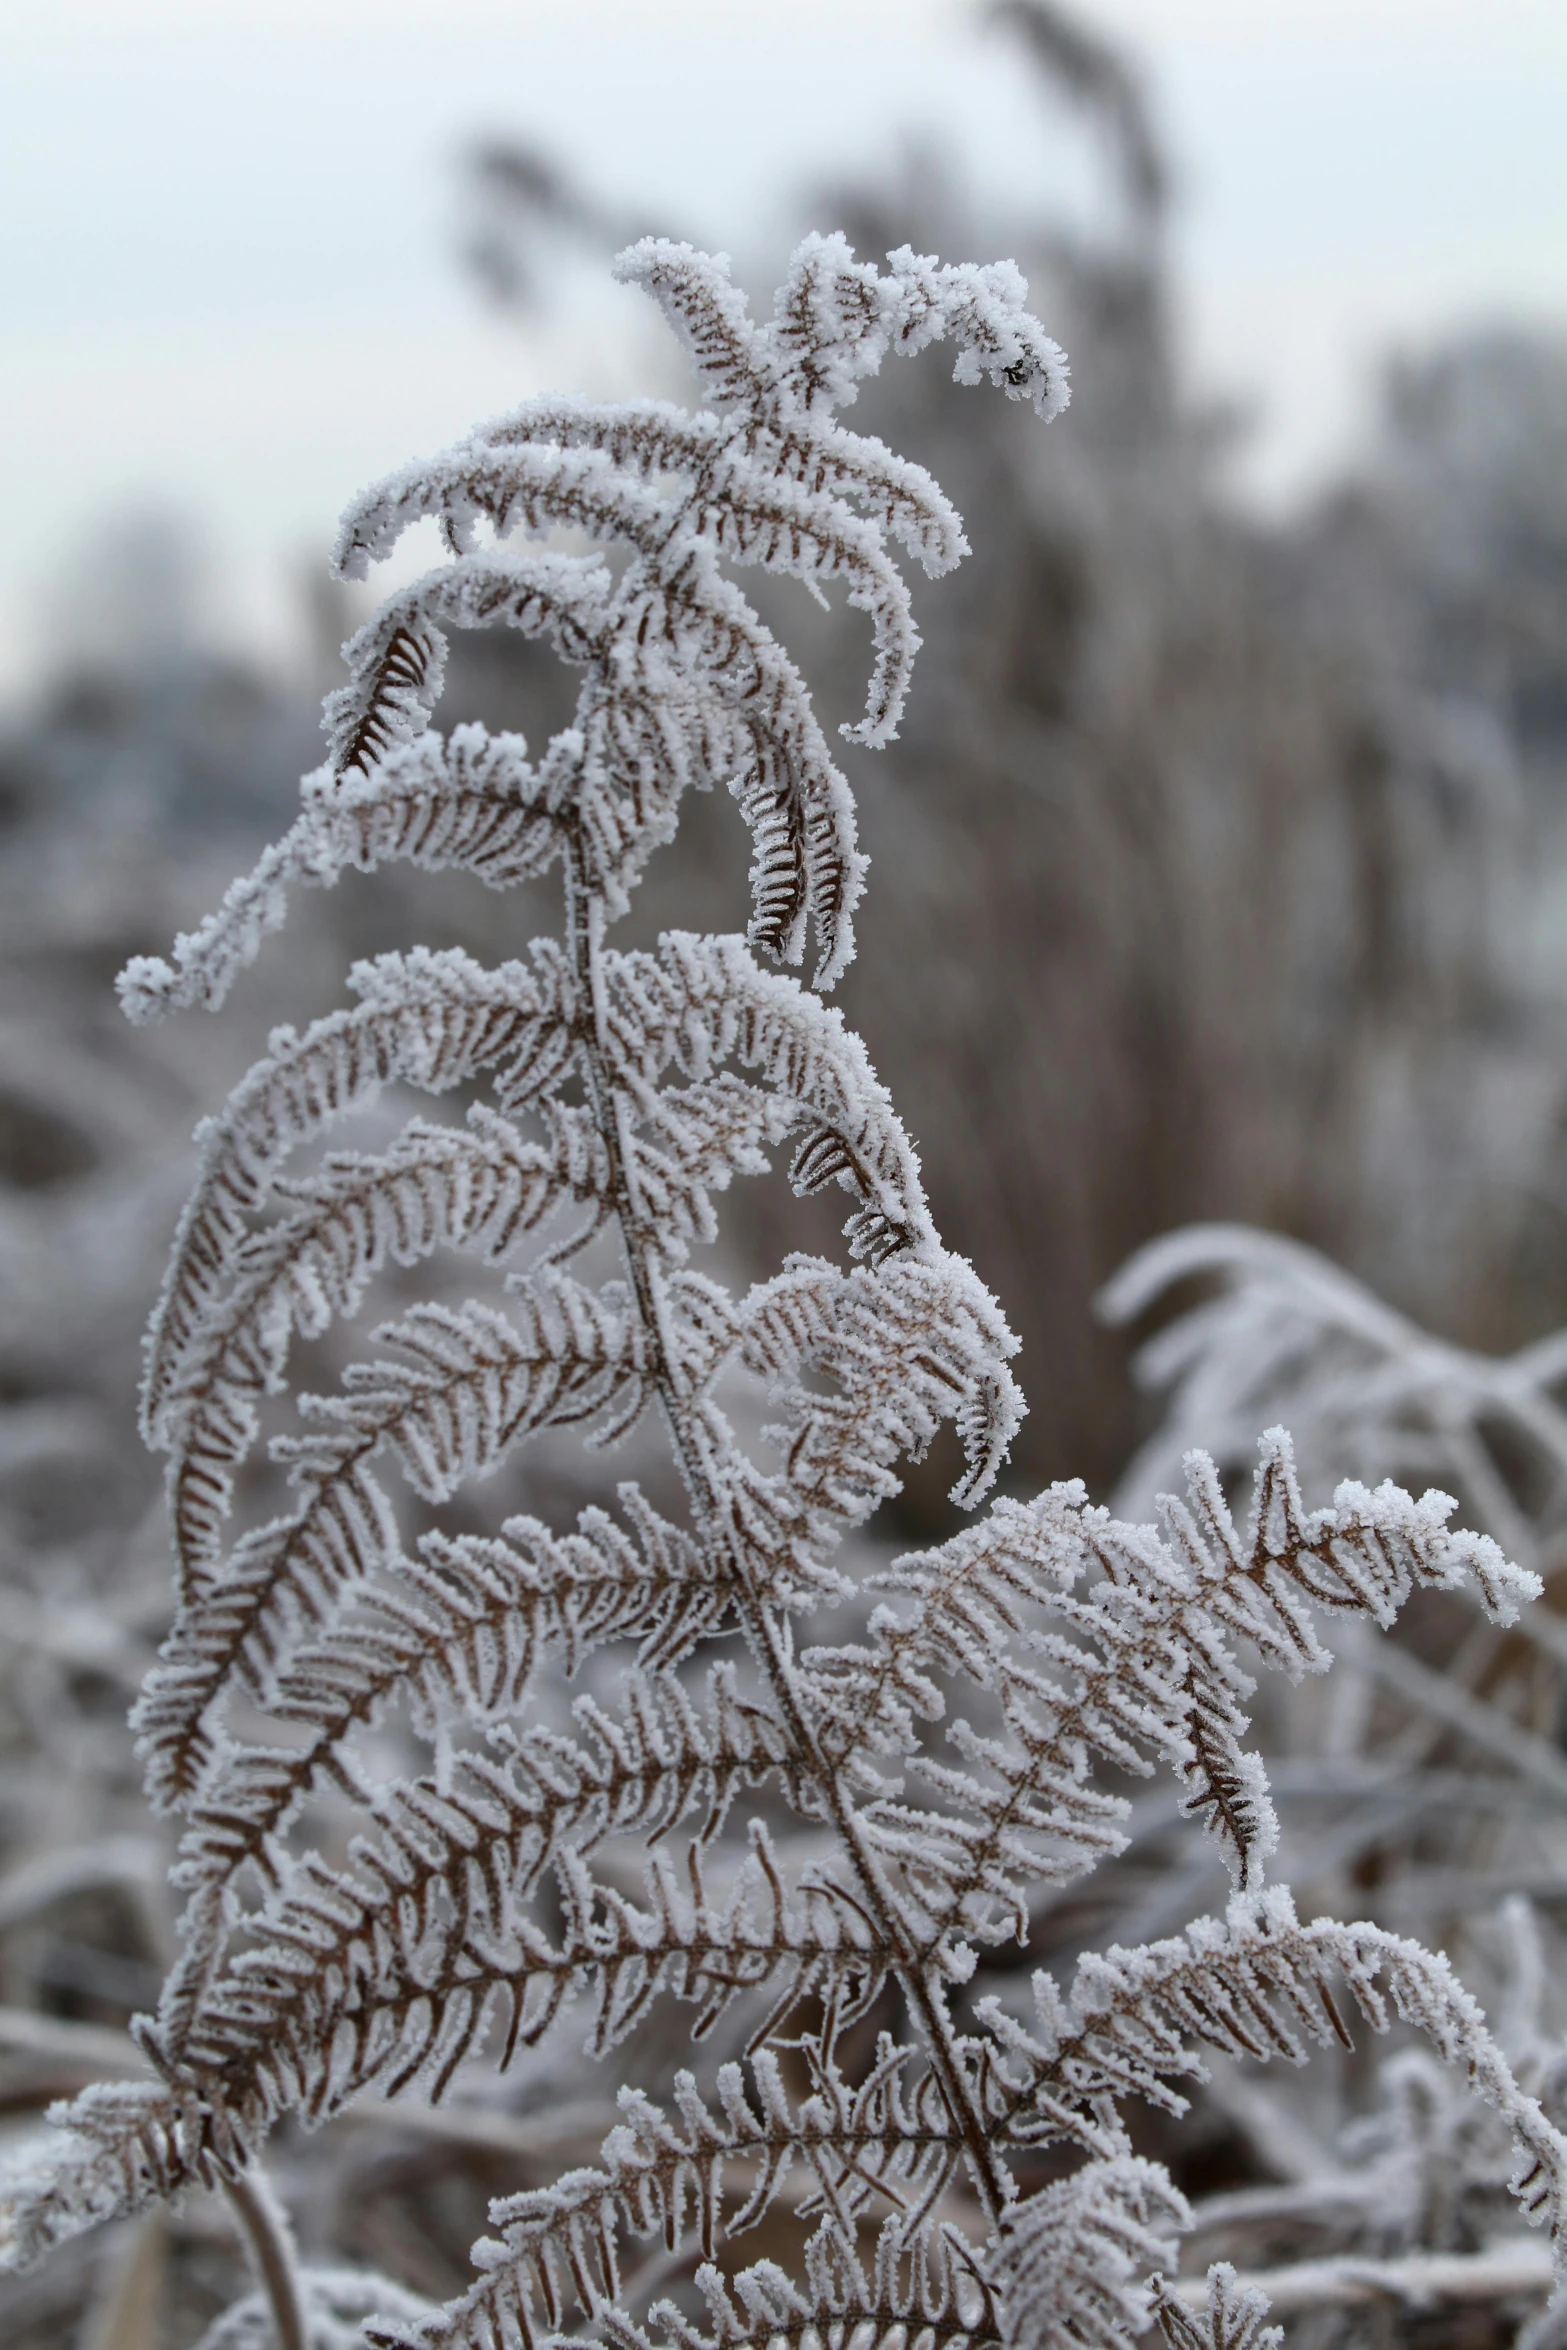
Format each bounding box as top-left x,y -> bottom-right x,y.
4,222 -> 1561,2350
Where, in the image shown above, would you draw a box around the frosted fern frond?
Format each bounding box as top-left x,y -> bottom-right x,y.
985,1888 -> 1567,2216
120,730 -> 575,1023
172,1488 -> 725,1907
8,227 -> 1564,2350
734,1252 -> 1022,1518
361,2048 -> 974,2350
149,1767 -> 877,2116
623,2219 -> 1000,2350
140,942 -> 576,1452
1104,1220 -> 1567,1581
136,1276 -> 654,1810
614,235 -> 1068,426
326,550 -> 611,775
806,1425 -> 1535,1930
1151,2263 -> 1282,2350
988,2156 -> 1189,2350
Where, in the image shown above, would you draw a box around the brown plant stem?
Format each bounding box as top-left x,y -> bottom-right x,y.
221,2167 -> 309,2350
563,834 -> 1012,2232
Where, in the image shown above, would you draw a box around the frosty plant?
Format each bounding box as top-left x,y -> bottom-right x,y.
4,234 -> 1566,2350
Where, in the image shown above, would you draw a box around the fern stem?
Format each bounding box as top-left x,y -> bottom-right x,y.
221,2166 -> 309,2350
563,835 -> 1012,2232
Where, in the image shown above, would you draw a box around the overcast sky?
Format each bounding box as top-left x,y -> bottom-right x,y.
3,0 -> 1564,699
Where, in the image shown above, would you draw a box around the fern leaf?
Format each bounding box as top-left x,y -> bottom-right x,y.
365,2045 -> 965,2350
176,1486 -> 725,1899
1151,2263 -> 1282,2350
27,219 -> 1562,2350
988,2156 -> 1189,2350
695,447 -> 919,751
13,1914 -> 907,2270
763,234 -> 1069,423
806,1485 -> 1180,1764
814,1430 -> 1542,1917
335,440 -> 672,581
168,1684 -> 822,2089
737,1251 -> 1023,1521
120,730 -> 575,1024
800,418 -> 969,574
1155,1430 -> 1538,1884
0,2061 -> 262,2275
480,391 -> 964,581
326,549 -> 611,776
658,556 -> 865,982
606,933 -> 931,1253
480,393 -> 727,477
626,2218 -> 1000,2350
161,1105 -> 606,1595
611,240 -> 777,413
141,946 -> 575,1452
326,615 -> 445,779
616,235 -> 1068,431
987,1888 -> 1567,2250
136,1280 -> 649,1810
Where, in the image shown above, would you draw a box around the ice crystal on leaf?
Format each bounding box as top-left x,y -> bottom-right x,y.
4,232 -> 1564,2350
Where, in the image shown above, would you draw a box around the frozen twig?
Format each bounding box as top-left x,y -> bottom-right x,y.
1164,2239 -> 1555,2318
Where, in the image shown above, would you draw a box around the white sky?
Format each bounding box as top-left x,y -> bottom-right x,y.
3,0 -> 1564,700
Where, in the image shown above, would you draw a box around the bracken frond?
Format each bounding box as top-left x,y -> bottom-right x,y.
622,2218 -> 1000,2350
808,1427 -> 1539,1931
1150,2263 -> 1283,2350
982,1888 -> 1567,2238
13,223 -> 1565,2350
160,1106 -> 607,1597
364,2043 -> 968,2350
119,729 -> 576,1024
987,2156 -> 1190,2350
175,1485 -> 726,1904
136,1279 -> 650,1811
140,944 -> 576,1451
326,549 -> 612,776
328,617 -> 446,778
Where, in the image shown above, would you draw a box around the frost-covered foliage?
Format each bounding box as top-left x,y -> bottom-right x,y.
1099,1223 -> 1567,2341
458,5 -> 1567,1506
0,712 -> 332,2347
1105,1225 -> 1567,1570
717,9 -> 1567,1499
1,228 -> 1565,2350
1104,1226 -> 1567,1937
